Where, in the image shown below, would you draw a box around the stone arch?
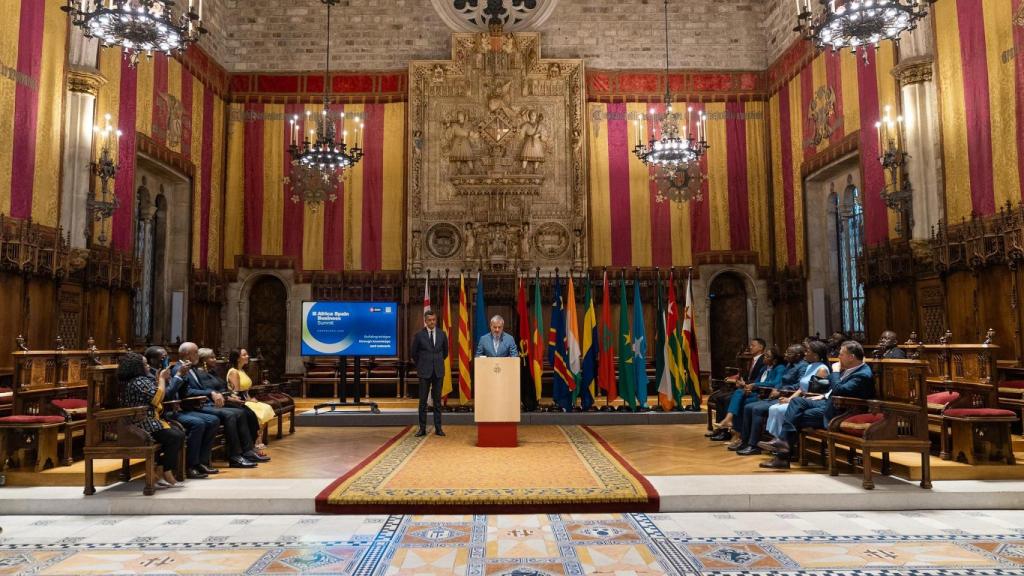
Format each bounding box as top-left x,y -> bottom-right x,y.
223,267 -> 311,375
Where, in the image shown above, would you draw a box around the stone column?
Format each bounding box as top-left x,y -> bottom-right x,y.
892,18 -> 943,241
61,28 -> 105,247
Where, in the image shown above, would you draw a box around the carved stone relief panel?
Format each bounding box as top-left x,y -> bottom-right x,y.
408,31 -> 586,275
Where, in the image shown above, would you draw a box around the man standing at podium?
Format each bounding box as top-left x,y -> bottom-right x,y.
476,315 -> 519,358
411,310 -> 448,437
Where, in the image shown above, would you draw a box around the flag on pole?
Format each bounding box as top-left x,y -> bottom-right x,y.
599,270 -> 617,402
531,273 -> 544,402
617,276 -> 635,410
457,274 -> 472,403
423,276 -> 431,313
549,278 -> 574,411
655,273 -> 675,411
565,277 -> 582,389
441,276 -> 453,400
632,275 -> 649,409
579,278 -> 598,410
473,273 -> 487,348
682,269 -> 702,409
666,274 -> 685,408
517,277 -> 530,360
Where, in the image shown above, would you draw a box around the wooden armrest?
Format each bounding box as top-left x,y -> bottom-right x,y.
250,382 -> 281,394
93,406 -> 149,421
864,399 -> 923,414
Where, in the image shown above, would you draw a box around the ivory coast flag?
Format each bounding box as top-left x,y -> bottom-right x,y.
655,274 -> 675,412
457,274 -> 472,403
441,276 -> 453,399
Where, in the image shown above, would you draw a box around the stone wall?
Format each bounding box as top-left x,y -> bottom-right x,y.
210,0 -> 771,72
765,0 -> 799,65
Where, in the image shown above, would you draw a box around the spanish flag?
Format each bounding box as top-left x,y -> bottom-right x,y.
457,274 -> 472,403
441,276 -> 453,399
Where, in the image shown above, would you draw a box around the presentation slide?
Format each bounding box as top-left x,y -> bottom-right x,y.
301,301 -> 398,356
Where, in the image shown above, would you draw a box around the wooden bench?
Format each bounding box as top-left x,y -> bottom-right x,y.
83,364 -> 178,496
802,359 -> 932,490
914,333 -> 1017,464
0,337 -> 126,471
302,358 -> 342,398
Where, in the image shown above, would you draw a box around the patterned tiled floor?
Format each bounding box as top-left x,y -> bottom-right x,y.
1,511 -> 1023,575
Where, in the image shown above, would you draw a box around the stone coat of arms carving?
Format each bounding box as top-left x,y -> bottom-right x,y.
408,31 -> 586,275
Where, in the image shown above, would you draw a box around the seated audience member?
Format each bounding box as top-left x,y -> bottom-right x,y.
118,351 -> 186,488
227,348 -> 275,454
826,331 -> 847,358
731,344 -> 808,454
165,343 -> 221,479
714,346 -> 783,436
874,330 -> 907,359
194,348 -> 265,467
760,340 -> 874,469
761,340 -> 831,446
708,337 -> 767,439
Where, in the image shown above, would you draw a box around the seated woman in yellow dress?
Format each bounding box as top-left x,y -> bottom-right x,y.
227,348 -> 276,451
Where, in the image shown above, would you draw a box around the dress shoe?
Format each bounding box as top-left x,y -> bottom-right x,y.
414,429 -> 427,437
228,456 -> 257,468
727,442 -> 746,452
243,450 -> 271,463
759,455 -> 790,469
198,463 -> 219,475
186,467 -> 209,479
435,430 -> 446,437
736,446 -> 762,456
709,430 -> 732,441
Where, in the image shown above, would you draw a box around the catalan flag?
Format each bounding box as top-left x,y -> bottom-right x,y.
457,274 -> 472,403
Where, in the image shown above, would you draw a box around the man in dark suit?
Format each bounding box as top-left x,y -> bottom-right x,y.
709,337 -> 767,441
410,310 -> 448,437
760,340 -> 874,469
164,342 -> 221,479
874,330 -> 907,359
733,344 -> 807,455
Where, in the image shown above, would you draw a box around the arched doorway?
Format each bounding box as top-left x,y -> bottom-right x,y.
248,275 -> 287,383
709,272 -> 749,380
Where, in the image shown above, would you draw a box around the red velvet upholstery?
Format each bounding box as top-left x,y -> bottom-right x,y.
943,408 -> 1017,418
837,413 -> 884,437
51,398 -> 88,420
927,391 -> 960,411
0,415 -> 66,425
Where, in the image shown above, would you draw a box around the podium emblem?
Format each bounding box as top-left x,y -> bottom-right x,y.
493,364 -> 502,374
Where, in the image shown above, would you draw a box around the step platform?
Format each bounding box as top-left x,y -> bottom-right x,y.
296,408 -> 707,427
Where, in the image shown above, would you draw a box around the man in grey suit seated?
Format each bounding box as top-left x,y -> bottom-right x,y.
475,315 -> 519,358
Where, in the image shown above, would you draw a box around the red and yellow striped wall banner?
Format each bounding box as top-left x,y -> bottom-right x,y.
94,51 -> 227,266
587,100 -> 769,268
223,101 -> 405,272
768,42 -> 897,263
2,0 -> 65,227
936,0 -> 1023,222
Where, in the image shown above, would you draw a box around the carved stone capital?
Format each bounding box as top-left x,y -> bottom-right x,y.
67,66 -> 107,96
891,57 -> 934,87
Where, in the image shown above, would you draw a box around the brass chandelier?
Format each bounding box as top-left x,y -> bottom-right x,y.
63,0 -> 206,67
794,0 -> 935,61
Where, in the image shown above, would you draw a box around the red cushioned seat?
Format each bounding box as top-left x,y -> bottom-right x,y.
0,415 -> 66,425
943,408 -> 1017,418
927,391 -> 960,411
999,380 -> 1024,396
51,398 -> 88,420
837,413 -> 885,437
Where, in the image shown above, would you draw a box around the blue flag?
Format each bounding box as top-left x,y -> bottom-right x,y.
632,278 -> 649,408
578,279 -> 597,411
548,278 -> 573,411
473,273 -> 487,348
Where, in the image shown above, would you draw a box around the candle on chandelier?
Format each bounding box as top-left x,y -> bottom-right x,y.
197,0 -> 203,19
896,115 -> 905,152
875,121 -> 883,153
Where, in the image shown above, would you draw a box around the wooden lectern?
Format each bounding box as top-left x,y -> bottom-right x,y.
474,357 -> 520,447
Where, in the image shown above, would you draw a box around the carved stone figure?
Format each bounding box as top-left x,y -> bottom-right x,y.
573,226 -> 585,268
518,223 -> 531,262
519,110 -> 547,172
444,111 -> 476,174
411,230 -> 423,272
463,222 -> 477,262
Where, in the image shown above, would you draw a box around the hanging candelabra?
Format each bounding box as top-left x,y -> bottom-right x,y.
63,0 -> 207,67
794,0 -> 935,63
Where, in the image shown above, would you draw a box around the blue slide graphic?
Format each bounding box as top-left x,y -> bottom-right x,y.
301,301 -> 398,356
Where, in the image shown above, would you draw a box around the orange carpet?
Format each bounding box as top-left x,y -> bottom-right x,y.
315,425 -> 658,514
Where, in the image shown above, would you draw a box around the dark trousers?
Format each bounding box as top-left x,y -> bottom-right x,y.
781,396 -> 830,438
520,357 -> 538,412
200,406 -> 253,458
740,399 -> 778,447
169,410 -> 219,467
241,405 -> 261,443
418,373 -> 442,432
709,387 -> 734,422
151,426 -> 186,471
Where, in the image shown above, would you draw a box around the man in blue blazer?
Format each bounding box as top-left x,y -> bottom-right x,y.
760,340 -> 874,469
475,315 -> 519,358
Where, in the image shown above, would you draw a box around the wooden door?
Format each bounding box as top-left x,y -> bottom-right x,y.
248,275 -> 287,383
709,272 -> 748,380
